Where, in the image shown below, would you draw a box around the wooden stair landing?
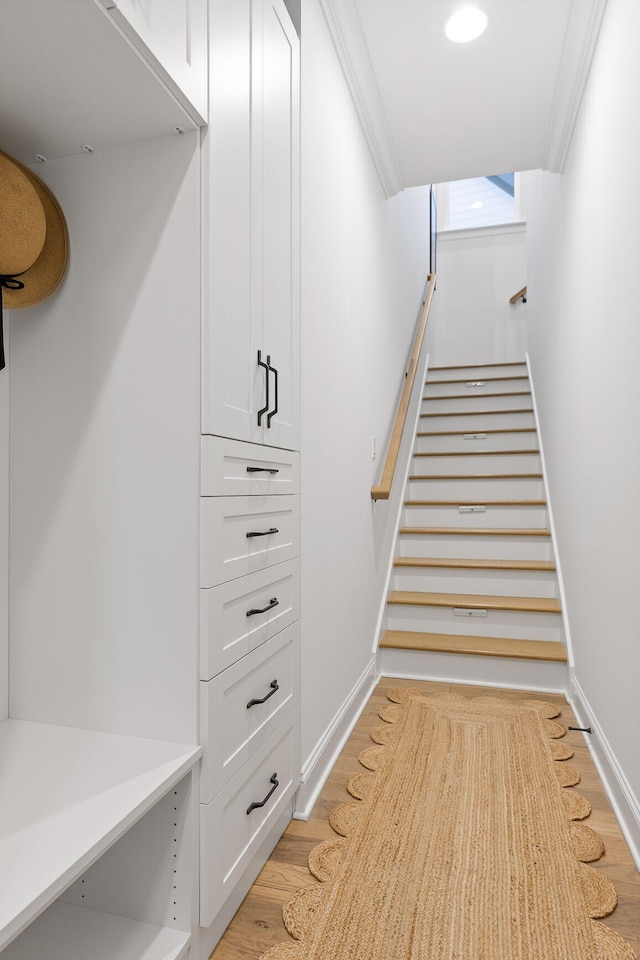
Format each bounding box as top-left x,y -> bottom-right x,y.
379,630 -> 567,662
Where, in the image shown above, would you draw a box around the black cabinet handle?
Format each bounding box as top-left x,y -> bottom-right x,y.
267,359 -> 279,428
246,679 -> 279,708
246,527 -> 279,539
246,598 -> 279,618
246,772 -> 279,814
246,466 -> 280,474
257,350 -> 270,426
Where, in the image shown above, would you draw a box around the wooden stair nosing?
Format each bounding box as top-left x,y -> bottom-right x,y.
379,630 -> 567,662
429,361 -> 527,372
423,391 -> 532,401
409,473 -> 544,480
394,556 -> 556,572
417,427 -> 537,437
420,409 -> 534,419
399,526 -> 550,537
404,499 -> 547,506
387,590 -> 562,614
413,449 -> 540,458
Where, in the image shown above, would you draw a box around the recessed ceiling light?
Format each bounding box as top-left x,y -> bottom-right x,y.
445,5 -> 488,43
471,200 -> 483,209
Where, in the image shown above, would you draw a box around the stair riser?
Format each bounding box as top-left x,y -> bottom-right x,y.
398,533 -> 553,561
421,395 -> 532,415
414,432 -> 538,453
420,411 -> 536,431
378,648 -> 568,693
386,606 -> 563,642
428,364 -> 528,381
408,477 -> 545,499
392,568 -> 558,598
412,453 -> 541,475
402,505 -> 548,527
424,378 -> 529,397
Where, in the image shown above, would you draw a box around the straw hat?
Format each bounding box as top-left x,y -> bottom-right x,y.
0,150 -> 69,309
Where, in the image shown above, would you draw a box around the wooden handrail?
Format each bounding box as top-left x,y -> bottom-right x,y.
371,274 -> 436,501
509,286 -> 527,304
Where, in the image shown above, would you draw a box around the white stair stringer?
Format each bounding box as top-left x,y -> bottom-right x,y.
378,359 -> 569,692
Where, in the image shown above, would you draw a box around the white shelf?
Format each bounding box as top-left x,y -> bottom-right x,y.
0,718 -> 200,951
0,0 -> 198,165
2,902 -> 191,960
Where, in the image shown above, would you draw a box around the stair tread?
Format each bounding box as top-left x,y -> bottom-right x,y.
410,473 -> 543,480
421,409 -> 533,418
394,557 -> 556,571
423,391 -> 531,401
379,630 -> 567,662
429,361 -> 527,371
400,526 -> 550,537
418,428 -> 537,436
388,590 -> 562,613
405,499 -> 547,506
425,375 -> 529,385
414,449 -> 539,457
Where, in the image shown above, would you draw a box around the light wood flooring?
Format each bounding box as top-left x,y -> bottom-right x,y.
208,679 -> 640,959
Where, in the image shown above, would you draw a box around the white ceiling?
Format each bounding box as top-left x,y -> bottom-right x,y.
319,0 -> 609,195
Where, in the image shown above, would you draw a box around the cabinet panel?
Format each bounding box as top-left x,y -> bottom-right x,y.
259,0 -> 301,451
105,0 -> 208,123
200,495 -> 299,587
200,624 -> 299,802
201,0 -> 300,450
200,560 -> 299,680
202,0 -> 261,444
199,710 -> 300,927
201,437 -> 299,497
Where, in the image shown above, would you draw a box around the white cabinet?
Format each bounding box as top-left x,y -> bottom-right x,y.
202,0 -> 300,450
98,0 -> 208,123
0,721 -> 200,958
198,433 -> 301,944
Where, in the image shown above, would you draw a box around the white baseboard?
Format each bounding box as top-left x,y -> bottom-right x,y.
293,659 -> 377,819
569,676 -> 640,869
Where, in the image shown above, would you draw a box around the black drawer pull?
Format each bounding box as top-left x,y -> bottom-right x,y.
267,359 -> 279,428
246,467 -> 280,474
257,351 -> 270,427
246,598 -> 279,618
246,772 -> 279,814
246,679 -> 279,708
246,527 -> 279,539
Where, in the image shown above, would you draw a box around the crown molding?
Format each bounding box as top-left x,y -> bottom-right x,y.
543,0 -> 609,173
317,0 -> 404,198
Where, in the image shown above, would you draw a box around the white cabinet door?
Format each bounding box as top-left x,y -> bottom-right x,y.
258,0 -> 300,451
202,0 -> 262,445
202,0 -> 300,450
103,0 -> 208,122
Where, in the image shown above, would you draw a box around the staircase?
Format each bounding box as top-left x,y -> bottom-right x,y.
379,360 -> 569,692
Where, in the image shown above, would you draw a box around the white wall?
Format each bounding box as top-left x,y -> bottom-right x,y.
300,0 -> 430,769
426,224 -> 528,365
525,0 -> 640,851
8,133 -> 201,744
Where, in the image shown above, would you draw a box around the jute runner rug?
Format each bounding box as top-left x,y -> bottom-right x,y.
262,690 -> 636,960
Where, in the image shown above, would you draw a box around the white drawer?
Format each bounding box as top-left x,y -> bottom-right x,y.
200,624 -> 300,803
200,496 -> 299,587
201,437 -> 300,496
200,560 -> 300,680
200,708 -> 300,927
